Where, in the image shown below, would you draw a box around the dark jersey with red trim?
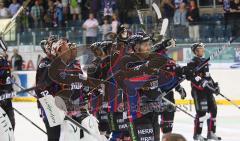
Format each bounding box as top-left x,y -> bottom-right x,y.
35,57 -> 62,98
0,55 -> 13,94
119,53 -> 170,120
35,57 -> 62,119
187,57 -> 214,92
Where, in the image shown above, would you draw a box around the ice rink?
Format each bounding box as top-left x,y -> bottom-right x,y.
13,102 -> 240,141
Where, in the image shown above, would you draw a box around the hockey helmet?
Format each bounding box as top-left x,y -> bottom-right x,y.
191,42 -> 205,54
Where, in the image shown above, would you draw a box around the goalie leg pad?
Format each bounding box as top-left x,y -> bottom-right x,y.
0,107 -> 15,141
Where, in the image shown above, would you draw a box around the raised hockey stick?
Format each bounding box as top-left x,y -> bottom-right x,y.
13,108 -> 47,134
136,9 -> 146,33
194,38 -> 237,73
152,2 -> 162,19
0,0 -> 31,36
152,2 -> 169,41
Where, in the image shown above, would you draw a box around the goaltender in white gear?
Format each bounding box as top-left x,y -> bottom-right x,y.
0,107 -> 15,141
39,94 -> 107,141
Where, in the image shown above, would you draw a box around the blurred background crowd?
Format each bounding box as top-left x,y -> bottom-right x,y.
0,0 -> 240,45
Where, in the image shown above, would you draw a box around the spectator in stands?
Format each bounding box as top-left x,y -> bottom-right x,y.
111,13 -> 119,34
19,1 -> 30,32
8,0 -> 20,17
87,0 -> 102,20
230,0 -> 240,11
0,1 -> 10,18
116,0 -> 133,24
102,0 -> 114,22
162,133 -> 187,141
44,1 -> 55,27
187,0 -> 200,41
82,13 -> 99,44
220,0 -> 240,36
174,0 -> 188,9
174,2 -> 188,26
62,0 -> 68,20
70,0 -> 80,21
11,49 -> 23,71
221,0 -> 231,30
30,0 -> 44,28
101,18 -> 111,40
229,0 -> 240,37
80,0 -> 90,20
161,0 -> 175,20
55,0 -> 64,27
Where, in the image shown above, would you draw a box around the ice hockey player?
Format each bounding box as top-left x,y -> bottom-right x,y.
87,41 -> 113,139
35,35 -> 62,141
118,32 -> 171,141
107,25 -> 132,141
152,39 -> 187,136
187,43 -> 221,141
0,38 -> 15,141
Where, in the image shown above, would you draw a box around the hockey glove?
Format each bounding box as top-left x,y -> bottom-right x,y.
176,86 -> 187,99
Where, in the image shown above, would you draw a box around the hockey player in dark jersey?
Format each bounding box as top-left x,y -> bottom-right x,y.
152,39 -> 187,136
35,35 -> 62,141
107,25 -> 132,141
187,43 -> 221,141
87,41 -> 113,139
119,32 -> 170,141
0,38 -> 15,131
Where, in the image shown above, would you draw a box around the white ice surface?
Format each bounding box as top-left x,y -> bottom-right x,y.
13,102 -> 240,141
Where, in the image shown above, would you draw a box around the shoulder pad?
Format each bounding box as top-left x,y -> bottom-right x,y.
38,58 -> 51,69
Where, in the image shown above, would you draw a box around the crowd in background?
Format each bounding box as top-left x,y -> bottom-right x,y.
0,0 -> 239,42
162,0 -> 240,41
0,0 -> 140,28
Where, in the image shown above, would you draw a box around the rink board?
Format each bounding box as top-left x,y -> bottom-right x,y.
12,69 -> 240,105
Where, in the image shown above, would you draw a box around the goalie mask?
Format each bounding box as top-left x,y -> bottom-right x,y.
40,35 -> 58,56
52,38 -> 78,63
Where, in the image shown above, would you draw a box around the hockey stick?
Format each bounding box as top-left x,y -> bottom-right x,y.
161,97 -> 195,118
152,2 -> 162,19
152,2 -> 169,41
218,93 -> 240,109
159,37 -> 240,104
136,9 -> 146,33
11,80 -> 98,137
13,108 -> 47,134
194,36 -> 240,73
0,85 -> 40,101
160,41 -> 236,98
0,0 -> 31,36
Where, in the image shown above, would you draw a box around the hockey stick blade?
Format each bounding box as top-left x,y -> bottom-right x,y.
137,9 -> 146,33
160,18 -> 169,36
152,2 -> 162,19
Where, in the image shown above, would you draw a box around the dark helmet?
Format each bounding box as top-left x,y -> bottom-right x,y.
117,24 -> 131,42
101,40 -> 113,54
127,32 -> 150,52
90,40 -> 113,55
191,42 -> 205,54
